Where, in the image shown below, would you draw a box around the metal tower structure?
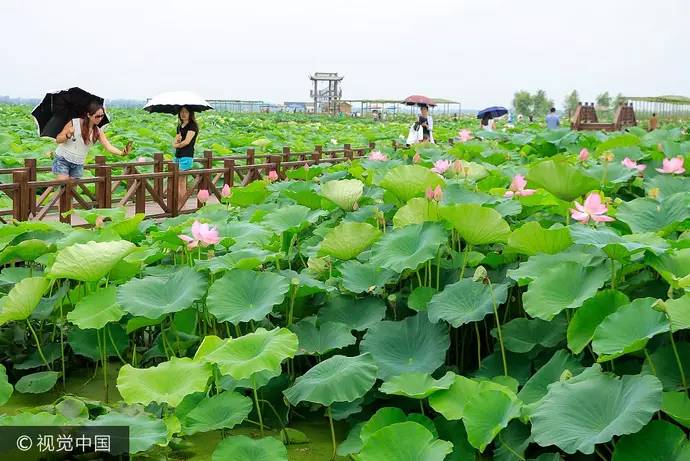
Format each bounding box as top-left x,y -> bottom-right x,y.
309,72 -> 343,114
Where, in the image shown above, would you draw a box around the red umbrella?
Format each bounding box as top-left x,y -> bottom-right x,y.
402,95 -> 436,107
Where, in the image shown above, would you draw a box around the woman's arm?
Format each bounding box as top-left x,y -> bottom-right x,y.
98,131 -> 131,155
173,131 -> 196,149
56,121 -> 74,144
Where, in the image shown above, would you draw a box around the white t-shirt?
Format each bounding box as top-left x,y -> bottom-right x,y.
55,118 -> 94,165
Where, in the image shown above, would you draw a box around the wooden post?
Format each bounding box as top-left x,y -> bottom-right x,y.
224,159 -> 235,189
392,140 -> 398,151
12,170 -> 28,221
201,150 -> 213,199
167,163 -> 179,217
59,179 -> 72,224
246,148 -> 255,183
282,146 -> 291,164
153,153 -> 164,199
23,159 -> 36,217
311,152 -> 322,165
96,165 -> 112,208
269,155 -> 283,179
344,144 -> 353,161
135,176 -> 146,214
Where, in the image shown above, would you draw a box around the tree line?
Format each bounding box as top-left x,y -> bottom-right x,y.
512,90 -> 625,118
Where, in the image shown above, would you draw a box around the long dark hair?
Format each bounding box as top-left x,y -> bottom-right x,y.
481,114 -> 491,126
178,106 -> 198,129
81,101 -> 102,145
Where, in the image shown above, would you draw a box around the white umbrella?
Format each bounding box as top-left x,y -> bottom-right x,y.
143,91 -> 213,114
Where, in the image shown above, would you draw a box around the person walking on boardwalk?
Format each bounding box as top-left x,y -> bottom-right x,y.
53,102 -> 131,179
172,106 -> 199,199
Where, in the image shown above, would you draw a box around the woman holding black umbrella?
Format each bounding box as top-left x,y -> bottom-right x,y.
172,106 -> 199,199
53,101 -> 131,179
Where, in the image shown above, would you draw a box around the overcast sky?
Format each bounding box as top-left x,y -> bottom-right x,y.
1,0 -> 689,109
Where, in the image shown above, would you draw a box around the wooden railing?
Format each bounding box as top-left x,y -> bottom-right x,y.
0,142 -> 395,225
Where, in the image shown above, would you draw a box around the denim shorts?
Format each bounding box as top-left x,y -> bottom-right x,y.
52,155 -> 84,178
174,156 -> 194,171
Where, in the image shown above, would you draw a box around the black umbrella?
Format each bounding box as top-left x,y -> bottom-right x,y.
143,91 -> 213,114
31,87 -> 110,139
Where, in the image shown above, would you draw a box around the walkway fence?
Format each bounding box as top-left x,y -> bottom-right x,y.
0,142 -> 397,225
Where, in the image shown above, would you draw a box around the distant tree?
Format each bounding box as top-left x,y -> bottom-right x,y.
612,92 -> 625,108
532,89 -> 553,116
512,90 -> 533,118
564,90 -> 580,116
596,91 -> 611,109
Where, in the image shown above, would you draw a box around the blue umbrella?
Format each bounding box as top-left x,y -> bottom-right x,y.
477,106 -> 508,119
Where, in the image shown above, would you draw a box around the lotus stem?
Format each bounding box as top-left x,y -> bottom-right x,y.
252,377 -> 264,437
107,326 -> 127,365
416,270 -> 423,288
327,406 -> 337,460
644,348 -> 657,376
595,448 -> 609,461
419,400 -> 425,415
59,301 -> 66,389
26,320 -> 51,370
474,322 -> 482,368
610,259 -> 616,290
488,281 -> 508,376
669,332 -> 688,392
98,328 -> 109,403
436,249 -> 441,291
460,244 -> 472,279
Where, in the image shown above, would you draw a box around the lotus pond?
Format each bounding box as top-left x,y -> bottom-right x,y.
1,105 -> 690,460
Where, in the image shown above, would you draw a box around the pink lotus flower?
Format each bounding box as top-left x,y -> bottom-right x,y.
621,157 -> 646,172
268,170 -> 279,181
504,175 -> 536,198
425,187 -> 435,201
570,193 -> 615,224
137,156 -> 147,163
178,220 -> 220,249
94,215 -> 104,228
452,160 -> 463,175
303,162 -> 310,170
221,184 -> 231,197
655,156 -> 685,174
431,159 -> 451,175
412,153 -> 421,164
433,185 -> 443,202
458,129 -> 472,142
197,189 -> 210,203
369,151 -> 388,161
578,148 -> 589,162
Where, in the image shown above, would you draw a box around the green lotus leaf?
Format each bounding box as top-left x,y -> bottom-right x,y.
207,269 -> 289,324
319,222 -> 381,260
340,260 -> 397,294
427,278 -> 509,327
361,314 -> 449,379
117,267 -> 207,319
530,365 -> 663,454
522,261 -> 609,320
198,247 -> 273,273
0,239 -> 54,264
647,249 -> 690,289
611,420 -> 689,461
355,421 -> 453,461
317,295 -> 387,331
217,221 -> 272,246
91,411 -> 167,454
408,287 -> 435,312
177,391 -> 252,435
642,342 -> 690,391
429,374 -> 519,421
507,222 -> 572,256
379,165 -> 445,204
68,325 -> 128,360
370,222 -> 448,273
320,178 -> 364,211
55,397 -> 89,419
117,357 -> 212,407
379,371 -> 455,399
494,420 -> 531,461
518,350 -> 584,405
49,240 -> 136,281
497,316 -> 566,353
567,289 -> 630,354
393,197 -> 440,228
228,180 -> 270,207
526,159 -> 599,201
360,407 -> 407,442
507,248 -> 603,286
569,225 -> 669,256
592,297 -> 669,361
434,416 -> 476,461
440,204 -> 510,245
283,354 -> 378,406
464,389 -> 522,452
662,392 -> 690,428
616,193 -> 690,234
0,364 -> 12,405
0,276 -> 50,325
290,317 -> 356,355
662,294 -> 690,332
67,285 -> 124,329
211,435 -> 287,461
262,204 -> 326,234
338,422 -> 365,456
194,327 -> 297,381
15,371 -> 60,394
0,412 -> 70,426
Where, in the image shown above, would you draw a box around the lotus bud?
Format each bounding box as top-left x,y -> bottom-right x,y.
197,189 -> 210,203
613,197 -> 623,205
221,184 -> 231,197
425,187 -> 434,201
268,170 -> 279,182
352,201 -> 359,211
303,162 -> 310,170
94,215 -> 104,228
578,148 -> 589,162
472,265 -> 488,283
291,277 -> 300,286
652,299 -> 668,313
452,159 -> 463,174
387,293 -> 397,308
433,185 -> 443,202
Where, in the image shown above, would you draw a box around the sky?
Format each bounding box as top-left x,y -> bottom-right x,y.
1,0 -> 689,109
